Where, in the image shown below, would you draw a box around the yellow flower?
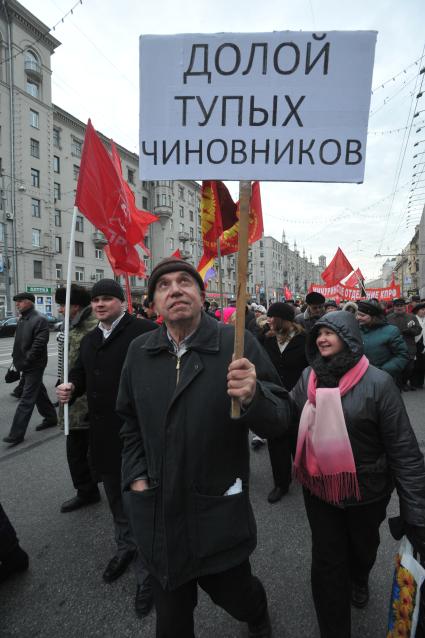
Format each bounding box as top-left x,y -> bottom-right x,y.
397,567 -> 416,592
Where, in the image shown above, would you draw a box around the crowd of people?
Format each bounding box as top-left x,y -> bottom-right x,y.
1,264 -> 425,638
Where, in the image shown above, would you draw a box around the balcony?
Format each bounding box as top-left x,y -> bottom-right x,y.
24,59 -> 42,81
178,231 -> 189,242
180,249 -> 192,259
92,231 -> 108,247
154,205 -> 172,221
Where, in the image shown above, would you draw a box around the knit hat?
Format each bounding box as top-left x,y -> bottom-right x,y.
267,302 -> 295,322
148,258 -> 204,302
13,292 -> 35,303
412,302 -> 425,314
356,299 -> 384,317
392,298 -> 406,306
256,305 -> 267,314
324,300 -> 338,309
55,284 -> 91,307
91,278 -> 124,301
306,292 -> 325,305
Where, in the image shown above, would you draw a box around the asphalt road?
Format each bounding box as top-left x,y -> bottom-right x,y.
0,334 -> 423,637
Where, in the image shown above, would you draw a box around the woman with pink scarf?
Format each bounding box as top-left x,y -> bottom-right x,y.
291,310 -> 425,638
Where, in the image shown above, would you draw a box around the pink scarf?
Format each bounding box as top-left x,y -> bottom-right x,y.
293,355 -> 369,504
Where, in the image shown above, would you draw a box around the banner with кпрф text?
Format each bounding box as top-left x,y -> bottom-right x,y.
139,31 -> 377,182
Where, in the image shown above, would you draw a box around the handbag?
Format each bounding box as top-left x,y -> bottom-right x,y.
5,364 -> 20,384
387,536 -> 425,637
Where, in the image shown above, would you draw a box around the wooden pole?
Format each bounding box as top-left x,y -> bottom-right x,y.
217,238 -> 224,321
63,206 -> 78,436
231,180 -> 251,418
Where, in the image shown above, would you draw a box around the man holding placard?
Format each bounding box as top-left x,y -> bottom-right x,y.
117,257 -> 291,637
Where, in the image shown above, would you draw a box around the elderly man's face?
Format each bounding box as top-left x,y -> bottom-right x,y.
153,271 -> 205,324
309,303 -> 324,317
15,299 -> 33,314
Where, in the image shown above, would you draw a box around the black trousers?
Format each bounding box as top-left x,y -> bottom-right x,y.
303,490 -> 390,638
151,560 -> 267,638
267,429 -> 297,491
66,429 -> 99,498
9,368 -> 57,439
401,359 -> 415,386
411,352 -> 425,388
0,503 -> 18,560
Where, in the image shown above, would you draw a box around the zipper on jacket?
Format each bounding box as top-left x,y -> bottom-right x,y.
176,356 -> 181,385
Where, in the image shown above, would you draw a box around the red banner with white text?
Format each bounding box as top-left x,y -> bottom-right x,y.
308,283 -> 401,302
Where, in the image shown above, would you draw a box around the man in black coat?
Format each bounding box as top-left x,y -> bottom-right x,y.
56,279 -> 157,619
3,292 -> 57,446
295,291 -> 325,333
116,258 -> 292,638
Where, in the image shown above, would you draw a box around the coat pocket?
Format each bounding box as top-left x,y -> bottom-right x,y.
124,485 -> 159,563
194,489 -> 254,559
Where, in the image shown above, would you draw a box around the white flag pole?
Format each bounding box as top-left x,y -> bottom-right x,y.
63,205 -> 78,436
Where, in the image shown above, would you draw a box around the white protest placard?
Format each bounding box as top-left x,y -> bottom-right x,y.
139,31 -> 377,182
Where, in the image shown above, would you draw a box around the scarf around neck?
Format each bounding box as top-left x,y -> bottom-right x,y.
293,354 -> 369,504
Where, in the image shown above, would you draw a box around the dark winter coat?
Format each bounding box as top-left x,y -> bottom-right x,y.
387,311 -> 422,358
12,306 -> 50,371
258,330 -> 308,391
69,312 -> 157,473
117,312 -> 291,590
295,308 -> 323,333
360,317 -> 408,378
291,311 -> 425,526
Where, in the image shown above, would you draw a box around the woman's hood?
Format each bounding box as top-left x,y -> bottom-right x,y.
306,310 -> 364,362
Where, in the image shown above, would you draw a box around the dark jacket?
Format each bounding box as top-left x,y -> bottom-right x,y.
12,306 -> 50,371
387,311 -> 422,358
291,311 -> 425,526
69,312 -> 157,473
258,330 -> 308,391
295,308 -> 323,333
360,317 -> 408,378
117,312 -> 291,590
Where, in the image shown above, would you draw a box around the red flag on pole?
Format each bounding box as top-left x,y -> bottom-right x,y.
321,248 -> 354,287
344,267 -> 365,287
284,286 -> 292,300
75,120 -> 157,276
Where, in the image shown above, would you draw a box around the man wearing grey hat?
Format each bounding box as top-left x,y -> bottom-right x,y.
56,279 -> 157,618
116,258 -> 291,638
3,293 -> 57,446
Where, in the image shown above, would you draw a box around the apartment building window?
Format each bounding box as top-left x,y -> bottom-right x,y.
31,168 -> 40,188
56,264 -> 62,280
32,228 -> 41,247
54,182 -> 61,201
26,80 -> 39,98
95,248 -> 104,260
30,109 -> 39,128
75,215 -> 84,232
53,127 -> 61,148
0,223 -> 4,242
189,210 -> 194,222
53,156 -> 60,173
75,241 -> 84,257
75,266 -> 84,282
95,269 -> 104,281
179,205 -> 184,218
54,209 -> 62,227
178,186 -> 184,200
169,238 -> 174,250
127,168 -> 135,184
31,198 -> 41,218
71,137 -> 82,157
142,196 -> 148,209
73,164 -> 80,180
190,227 -> 194,240
33,260 -> 42,279
30,138 -> 40,158
179,223 -> 184,233
55,237 -> 62,253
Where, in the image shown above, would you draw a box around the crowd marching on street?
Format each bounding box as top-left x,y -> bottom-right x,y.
1,261 -> 425,638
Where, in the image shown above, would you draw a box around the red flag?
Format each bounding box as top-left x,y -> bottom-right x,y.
197,181 -> 264,271
75,120 -> 155,276
321,248 -> 354,286
171,249 -> 182,258
284,286 -> 292,300
344,267 -> 365,287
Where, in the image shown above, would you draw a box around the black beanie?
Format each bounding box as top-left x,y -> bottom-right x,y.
148,258 -> 205,302
267,302 -> 295,322
357,299 -> 384,316
13,292 -> 35,303
55,284 -> 91,307
306,292 -> 325,305
91,278 -> 124,301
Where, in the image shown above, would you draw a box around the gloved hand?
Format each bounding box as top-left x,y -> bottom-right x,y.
406,524 -> 425,557
388,516 -> 405,540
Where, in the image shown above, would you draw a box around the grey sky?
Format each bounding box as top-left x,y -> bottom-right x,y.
21,0 -> 425,279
